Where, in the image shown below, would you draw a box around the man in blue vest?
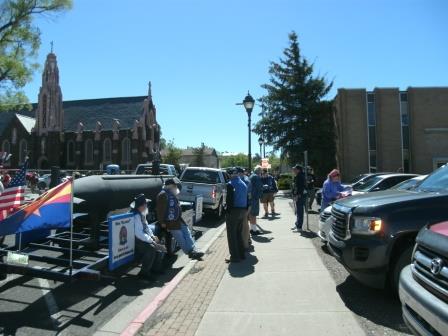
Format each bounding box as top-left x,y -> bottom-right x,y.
156,179 -> 204,260
225,167 -> 248,263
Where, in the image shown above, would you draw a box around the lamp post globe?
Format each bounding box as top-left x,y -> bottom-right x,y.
242,91 -> 255,172
258,137 -> 264,158
243,92 -> 255,115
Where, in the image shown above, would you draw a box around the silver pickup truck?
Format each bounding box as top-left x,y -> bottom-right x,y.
178,167 -> 228,218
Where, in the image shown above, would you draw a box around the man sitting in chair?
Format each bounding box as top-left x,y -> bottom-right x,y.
131,194 -> 166,282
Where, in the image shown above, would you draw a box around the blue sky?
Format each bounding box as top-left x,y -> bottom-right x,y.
24,0 -> 448,154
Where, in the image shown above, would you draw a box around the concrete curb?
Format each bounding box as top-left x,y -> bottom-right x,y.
120,223 -> 227,336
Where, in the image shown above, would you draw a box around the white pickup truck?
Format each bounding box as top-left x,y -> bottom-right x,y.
178,167 -> 228,218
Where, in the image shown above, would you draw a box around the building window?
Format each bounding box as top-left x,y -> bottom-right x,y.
121,138 -> 131,163
41,138 -> 46,154
67,141 -> 75,163
19,139 -> 27,163
366,92 -> 377,172
400,92 -> 411,172
85,139 -> 93,164
2,139 -> 10,154
103,138 -> 112,162
42,94 -> 47,129
11,128 -> 17,144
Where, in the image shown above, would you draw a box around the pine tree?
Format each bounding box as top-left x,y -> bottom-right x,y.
254,31 -> 335,178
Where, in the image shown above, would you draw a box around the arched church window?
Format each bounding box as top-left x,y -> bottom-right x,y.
2,140 -> 10,154
121,138 -> 131,163
19,139 -> 27,163
67,141 -> 75,163
41,138 -> 46,154
103,138 -> 111,162
42,94 -> 47,128
85,139 -> 93,164
12,128 -> 17,144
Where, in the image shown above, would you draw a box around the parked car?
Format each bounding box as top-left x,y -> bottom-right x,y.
328,165 -> 448,293
350,173 -> 418,196
37,174 -> 51,190
317,174 -> 417,244
318,205 -> 333,243
178,167 -> 227,218
134,163 -> 178,176
316,172 -> 391,206
399,221 -> 448,336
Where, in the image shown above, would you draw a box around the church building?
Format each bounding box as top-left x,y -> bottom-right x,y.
0,52 -> 161,171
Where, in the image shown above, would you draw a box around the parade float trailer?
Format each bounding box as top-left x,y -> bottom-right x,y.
0,175 -> 202,282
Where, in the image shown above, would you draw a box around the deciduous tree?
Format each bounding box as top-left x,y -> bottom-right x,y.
0,0 -> 72,110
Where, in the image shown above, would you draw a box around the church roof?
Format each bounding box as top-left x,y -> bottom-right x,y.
16,113 -> 36,133
0,96 -> 150,135
62,96 -> 147,131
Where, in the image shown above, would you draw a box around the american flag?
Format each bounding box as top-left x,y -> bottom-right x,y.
0,161 -> 27,221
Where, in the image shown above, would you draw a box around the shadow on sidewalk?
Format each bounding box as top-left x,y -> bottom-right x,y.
228,254 -> 259,278
299,230 -> 318,239
336,276 -> 409,333
251,235 -> 274,243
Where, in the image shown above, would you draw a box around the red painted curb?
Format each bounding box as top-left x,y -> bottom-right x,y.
120,262 -> 191,336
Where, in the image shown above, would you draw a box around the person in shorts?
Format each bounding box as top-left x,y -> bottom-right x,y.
260,169 -> 278,218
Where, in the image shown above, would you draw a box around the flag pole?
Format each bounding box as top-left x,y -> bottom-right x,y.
69,174 -> 74,278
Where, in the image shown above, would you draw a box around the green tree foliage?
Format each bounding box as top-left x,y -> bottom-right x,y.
162,140 -> 182,167
0,0 -> 72,110
254,31 -> 335,179
192,142 -> 206,167
220,153 -> 248,169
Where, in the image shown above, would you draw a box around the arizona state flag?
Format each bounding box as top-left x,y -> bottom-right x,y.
0,179 -> 72,236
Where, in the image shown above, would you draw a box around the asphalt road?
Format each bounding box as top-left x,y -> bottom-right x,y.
302,203 -> 411,336
0,214 -> 224,336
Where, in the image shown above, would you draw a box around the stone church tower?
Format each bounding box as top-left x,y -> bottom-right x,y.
35,53 -> 64,135
32,52 -> 64,168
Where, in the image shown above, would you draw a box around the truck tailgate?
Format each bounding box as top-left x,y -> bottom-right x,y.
180,182 -> 214,204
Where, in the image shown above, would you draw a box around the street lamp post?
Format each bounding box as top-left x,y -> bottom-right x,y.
258,136 -> 264,158
242,92 -> 255,172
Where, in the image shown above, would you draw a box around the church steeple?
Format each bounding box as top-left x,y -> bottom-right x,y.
35,52 -> 64,134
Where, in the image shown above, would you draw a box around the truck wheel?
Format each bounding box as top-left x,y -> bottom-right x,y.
214,200 -> 224,219
390,245 -> 413,294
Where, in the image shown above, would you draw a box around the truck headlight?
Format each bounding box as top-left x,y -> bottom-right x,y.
352,217 -> 383,234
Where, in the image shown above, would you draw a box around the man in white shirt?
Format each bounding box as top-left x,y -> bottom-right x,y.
131,194 -> 166,281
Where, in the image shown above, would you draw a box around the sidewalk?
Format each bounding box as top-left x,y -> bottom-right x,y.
140,195 -> 365,336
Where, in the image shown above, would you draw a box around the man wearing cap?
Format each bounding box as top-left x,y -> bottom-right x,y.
156,179 -> 204,260
292,164 -> 306,232
132,194 -> 167,281
249,166 -> 263,235
260,169 -> 279,218
225,167 -> 248,263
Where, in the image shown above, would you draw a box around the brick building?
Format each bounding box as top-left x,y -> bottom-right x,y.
0,52 -> 161,170
334,87 -> 448,180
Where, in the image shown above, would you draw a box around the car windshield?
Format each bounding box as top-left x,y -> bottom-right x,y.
414,165 -> 448,192
391,178 -> 420,190
350,174 -> 368,185
181,169 -> 219,184
352,176 -> 383,192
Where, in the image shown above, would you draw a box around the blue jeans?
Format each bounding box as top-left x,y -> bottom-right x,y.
295,196 -> 305,229
169,223 -> 196,254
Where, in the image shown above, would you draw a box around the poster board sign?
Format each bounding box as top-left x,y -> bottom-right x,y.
108,212 -> 135,271
261,158 -> 271,169
195,195 -> 203,223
